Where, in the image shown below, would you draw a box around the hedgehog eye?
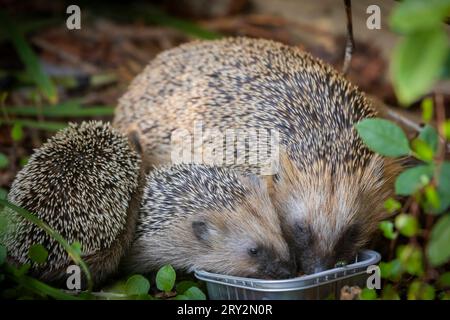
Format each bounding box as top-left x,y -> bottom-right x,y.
248,247 -> 259,256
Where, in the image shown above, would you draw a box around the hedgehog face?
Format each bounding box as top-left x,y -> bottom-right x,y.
272,154 -> 399,274
189,175 -> 296,279
191,213 -> 295,279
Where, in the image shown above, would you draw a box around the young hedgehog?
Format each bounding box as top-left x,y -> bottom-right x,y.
122,163 -> 295,279
114,37 -> 402,274
1,121 -> 143,286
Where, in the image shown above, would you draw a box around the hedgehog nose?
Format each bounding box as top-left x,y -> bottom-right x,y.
267,260 -> 296,279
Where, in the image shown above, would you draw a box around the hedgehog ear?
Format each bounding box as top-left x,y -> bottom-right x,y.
192,220 -> 211,243
128,130 -> 143,155
271,150 -> 298,185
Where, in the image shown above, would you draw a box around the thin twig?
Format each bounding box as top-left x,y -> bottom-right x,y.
342,0 -> 355,75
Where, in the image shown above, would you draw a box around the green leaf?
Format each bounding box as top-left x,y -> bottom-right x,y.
439,292 -> 450,300
395,214 -> 420,237
419,125 -> 439,153
156,264 -> 176,292
427,214 -> 450,266
437,272 -> 450,288
437,162 -> 450,197
11,123 -> 24,142
407,281 -> 435,300
424,184 -> 440,209
411,138 -> 434,162
381,284 -> 400,300
125,275 -> 150,296
384,198 -> 402,214
0,11 -> 58,103
390,0 -> 450,33
443,120 -> 450,140
428,162 -> 450,214
0,244 -> 6,265
0,153 -> 9,169
379,221 -> 397,240
421,98 -> 434,123
176,281 -> 199,294
391,29 -> 449,105
395,165 -> 433,195
380,259 -> 403,281
359,288 -> 377,300
28,244 -> 48,264
355,118 -> 410,157
397,245 -> 424,276
19,156 -> 29,167
183,287 -> 207,300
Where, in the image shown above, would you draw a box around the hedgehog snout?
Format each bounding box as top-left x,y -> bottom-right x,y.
258,257 -> 296,279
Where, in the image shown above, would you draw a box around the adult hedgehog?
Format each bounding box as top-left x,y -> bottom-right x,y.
114,37 -> 401,274
1,121 -> 144,286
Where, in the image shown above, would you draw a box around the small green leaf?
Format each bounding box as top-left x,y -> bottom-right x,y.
156,264 -> 176,292
418,125 -> 439,153
0,153 -> 9,169
437,272 -> 450,288
0,244 -> 6,265
421,98 -> 434,123
397,245 -> 424,276
395,165 -> 433,195
439,292 -> 450,300
359,288 -> 377,300
125,275 -> 150,296
355,118 -> 410,157
380,259 -> 403,281
411,138 -> 434,162
427,214 -> 450,266
424,184 -> 440,209
19,156 -> 29,167
391,29 -> 449,105
11,122 -> 24,142
28,244 -> 48,264
176,281 -> 199,294
384,198 -> 402,214
183,287 -> 207,300
381,284 -> 400,300
390,0 -> 450,33
437,162 -> 450,198
395,214 -> 420,237
443,120 -> 450,140
379,221 -> 397,240
407,281 -> 435,300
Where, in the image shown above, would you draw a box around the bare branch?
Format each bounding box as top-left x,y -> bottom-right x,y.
342,0 -> 355,75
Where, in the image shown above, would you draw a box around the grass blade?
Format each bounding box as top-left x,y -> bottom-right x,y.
4,103 -> 115,118
0,10 -> 58,104
0,119 -> 68,131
